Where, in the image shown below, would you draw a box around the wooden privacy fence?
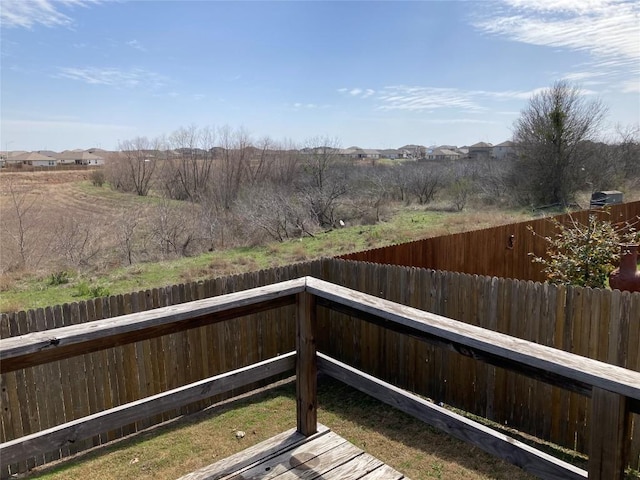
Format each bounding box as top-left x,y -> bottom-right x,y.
339,201 -> 640,282
1,259 -> 639,471
2,277 -> 640,480
0,262 -> 322,474
316,259 -> 640,471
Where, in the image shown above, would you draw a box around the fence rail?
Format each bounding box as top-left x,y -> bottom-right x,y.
2,277 -> 639,480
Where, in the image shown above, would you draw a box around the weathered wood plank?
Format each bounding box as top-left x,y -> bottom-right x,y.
317,353 -> 587,480
0,352 -> 296,468
0,278 -> 306,373
177,425 -> 330,480
318,454 -> 384,479
359,463 -> 406,479
226,431 -> 347,479
588,387 -> 631,480
307,277 -> 640,403
296,292 -> 317,437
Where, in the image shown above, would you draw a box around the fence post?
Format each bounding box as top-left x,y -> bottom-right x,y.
588,387 -> 631,479
296,291 -> 317,436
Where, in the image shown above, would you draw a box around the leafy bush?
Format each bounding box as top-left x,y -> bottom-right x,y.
528,212 -> 639,288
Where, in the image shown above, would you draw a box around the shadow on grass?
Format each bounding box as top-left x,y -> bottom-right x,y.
19,375 -> 639,480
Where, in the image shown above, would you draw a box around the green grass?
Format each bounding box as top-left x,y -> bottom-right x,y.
22,378 -> 543,480
0,207 -> 530,313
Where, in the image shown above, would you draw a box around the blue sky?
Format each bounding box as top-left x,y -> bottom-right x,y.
1,0 -> 638,151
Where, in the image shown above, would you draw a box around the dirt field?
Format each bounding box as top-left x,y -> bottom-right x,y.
0,170 -> 156,273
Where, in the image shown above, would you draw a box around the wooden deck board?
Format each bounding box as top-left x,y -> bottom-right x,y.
177,424 -> 408,480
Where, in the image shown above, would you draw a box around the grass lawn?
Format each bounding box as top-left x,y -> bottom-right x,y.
22,377 -> 542,480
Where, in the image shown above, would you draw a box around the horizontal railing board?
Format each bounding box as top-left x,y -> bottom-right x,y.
0,278 -> 306,373
317,353 -> 587,480
306,277 -> 640,403
0,352 -> 296,467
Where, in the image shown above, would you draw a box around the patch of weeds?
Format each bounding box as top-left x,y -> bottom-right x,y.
48,271 -> 70,286
430,461 -> 444,478
74,281 -> 110,299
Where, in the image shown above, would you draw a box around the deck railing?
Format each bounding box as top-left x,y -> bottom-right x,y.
1,277 -> 638,480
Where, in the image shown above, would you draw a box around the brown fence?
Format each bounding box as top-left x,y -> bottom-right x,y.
315,259 -> 640,471
339,201 -> 640,282
2,265 -> 640,471
0,262 -> 321,473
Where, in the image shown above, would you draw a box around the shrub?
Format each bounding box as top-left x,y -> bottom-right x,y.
90,169 -> 106,187
528,212 -> 639,288
74,281 -> 110,299
48,271 -> 70,286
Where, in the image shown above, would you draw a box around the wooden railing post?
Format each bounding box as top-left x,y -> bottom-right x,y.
588,387 -> 631,479
296,291 -> 317,436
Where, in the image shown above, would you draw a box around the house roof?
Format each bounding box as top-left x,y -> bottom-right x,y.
494,141 -> 515,147
469,142 -> 493,148
55,150 -> 102,161
430,148 -> 461,157
9,152 -> 58,162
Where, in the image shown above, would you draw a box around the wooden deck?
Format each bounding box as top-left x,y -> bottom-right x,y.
178,424 -> 409,480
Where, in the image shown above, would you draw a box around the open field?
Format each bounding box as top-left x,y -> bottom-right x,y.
0,170 -> 539,313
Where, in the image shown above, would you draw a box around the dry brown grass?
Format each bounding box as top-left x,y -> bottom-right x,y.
22,378 -> 543,480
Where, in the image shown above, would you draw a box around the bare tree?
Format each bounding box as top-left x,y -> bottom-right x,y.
111,136 -> 162,196
511,81 -> 607,206
296,137 -> 348,227
51,216 -> 101,268
404,162 -> 443,205
238,183 -> 314,242
115,211 -> 146,265
212,125 -> 252,211
166,125 -> 215,202
149,199 -> 196,258
2,181 -> 47,270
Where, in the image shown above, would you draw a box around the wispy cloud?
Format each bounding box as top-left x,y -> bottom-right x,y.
473,0 -> 639,79
372,86 -> 545,112
425,118 -> 500,125
1,0 -> 101,29
127,39 -> 146,52
55,67 -> 167,89
293,103 -> 319,109
338,87 -> 376,98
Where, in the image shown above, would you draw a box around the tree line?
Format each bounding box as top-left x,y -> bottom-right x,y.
3,81 -> 639,275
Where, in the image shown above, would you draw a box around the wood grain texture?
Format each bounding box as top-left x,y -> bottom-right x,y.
296,292 -> 317,437
1,278 -> 305,373
306,277 -> 640,403
588,387 -> 631,480
317,353 -> 586,480
177,425 -> 330,480
0,353 -> 296,468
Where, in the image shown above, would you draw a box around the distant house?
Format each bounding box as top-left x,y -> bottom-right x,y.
492,141 -> 515,160
379,149 -> 401,159
426,148 -> 462,161
338,148 -> 360,159
337,148 -> 380,160
467,142 -> 493,161
6,152 -> 58,167
358,149 -> 380,159
399,144 -> 426,159
56,150 -> 104,165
